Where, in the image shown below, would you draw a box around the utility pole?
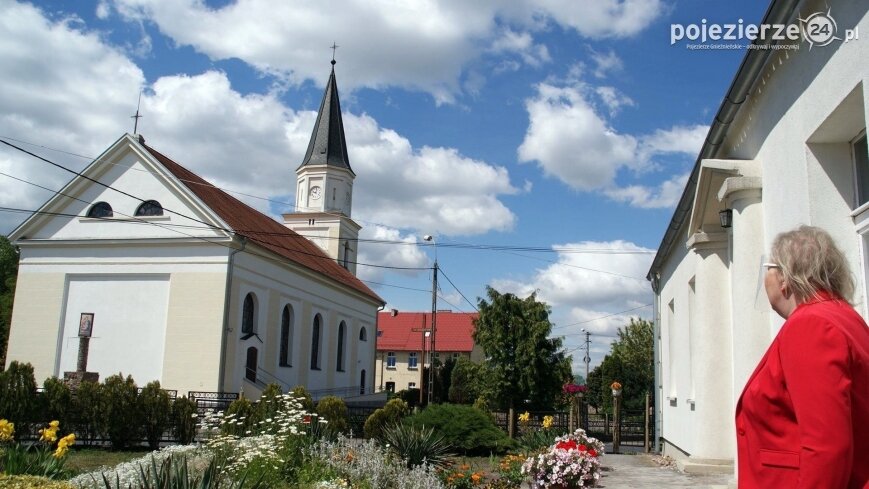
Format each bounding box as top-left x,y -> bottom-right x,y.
423,235 -> 438,405
581,329 -> 591,382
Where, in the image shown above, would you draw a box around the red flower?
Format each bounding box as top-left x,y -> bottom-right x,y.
589,449 -> 598,457
556,440 -> 578,451
579,444 -> 587,452
303,415 -> 312,424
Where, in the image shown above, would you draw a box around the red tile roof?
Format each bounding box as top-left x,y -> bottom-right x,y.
143,144 -> 383,305
377,311 -> 478,352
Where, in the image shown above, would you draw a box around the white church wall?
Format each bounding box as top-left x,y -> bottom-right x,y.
58,275 -> 170,383
5,243 -> 230,395
221,250 -> 378,395
32,146 -> 226,242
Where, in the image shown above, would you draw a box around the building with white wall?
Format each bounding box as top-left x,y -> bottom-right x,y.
4,65 -> 384,398
647,0 -> 867,475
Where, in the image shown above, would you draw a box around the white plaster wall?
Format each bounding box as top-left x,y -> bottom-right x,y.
31,146 -> 225,241
6,243 -> 230,394
222,249 -> 379,395
59,275 -> 170,383
655,0 -> 868,465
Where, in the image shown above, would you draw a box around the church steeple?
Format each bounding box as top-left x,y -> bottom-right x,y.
298,62 -> 354,175
284,59 -> 361,276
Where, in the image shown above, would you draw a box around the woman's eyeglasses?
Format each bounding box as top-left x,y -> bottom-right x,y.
762,263 -> 780,270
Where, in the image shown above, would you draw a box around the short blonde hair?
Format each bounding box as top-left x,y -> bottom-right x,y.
770,225 -> 854,303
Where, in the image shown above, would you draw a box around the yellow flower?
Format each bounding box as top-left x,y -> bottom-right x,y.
0,419 -> 14,442
39,425 -> 58,443
53,445 -> 68,459
518,411 -> 530,424
542,415 -> 554,429
49,420 -> 60,428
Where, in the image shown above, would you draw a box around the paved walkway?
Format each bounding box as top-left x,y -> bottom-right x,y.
596,454 -> 733,488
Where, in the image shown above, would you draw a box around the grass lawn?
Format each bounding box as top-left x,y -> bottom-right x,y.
65,447 -> 152,474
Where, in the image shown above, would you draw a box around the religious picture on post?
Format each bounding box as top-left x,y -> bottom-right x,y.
79,313 -> 94,337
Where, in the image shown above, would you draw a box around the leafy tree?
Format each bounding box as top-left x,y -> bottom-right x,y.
448,357 -> 483,404
102,374 -> 142,449
139,380 -> 171,449
41,377 -> 73,428
586,318 -> 654,413
432,356 -> 455,403
171,396 -> 197,444
0,236 -> 19,369
0,361 -> 37,424
472,287 -> 572,411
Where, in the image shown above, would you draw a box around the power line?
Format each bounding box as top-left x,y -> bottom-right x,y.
436,266 -> 479,313
554,304 -> 653,334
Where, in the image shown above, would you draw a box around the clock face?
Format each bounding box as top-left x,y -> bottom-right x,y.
309,186 -> 322,200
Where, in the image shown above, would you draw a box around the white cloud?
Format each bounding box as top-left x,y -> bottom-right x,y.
604,172 -> 689,209
588,48 -> 624,78
489,29 -> 551,68
105,0 -> 663,102
517,83 -> 638,191
356,226 -> 430,283
0,1 -> 518,244
518,79 -> 705,208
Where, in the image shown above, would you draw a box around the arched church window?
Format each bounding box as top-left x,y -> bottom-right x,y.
87,202 -> 113,218
135,200 -> 163,216
311,314 -> 322,370
359,326 -> 367,341
337,321 -> 346,372
360,369 -> 366,395
241,293 -> 257,335
280,305 -> 294,367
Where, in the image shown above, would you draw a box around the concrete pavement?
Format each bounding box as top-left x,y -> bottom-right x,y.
597,453 -> 734,488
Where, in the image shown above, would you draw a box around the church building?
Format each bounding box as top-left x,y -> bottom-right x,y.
4,63 -> 384,398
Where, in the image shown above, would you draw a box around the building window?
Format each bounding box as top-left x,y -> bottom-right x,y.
245,346 -> 258,383
408,352 -> 418,369
385,381 -> 395,393
386,351 -> 396,368
280,305 -> 294,367
408,382 -> 416,390
241,293 -> 257,336
87,202 -> 113,218
360,370 -> 366,395
452,352 -> 460,359
311,314 -> 322,370
342,241 -> 350,269
359,326 -> 367,341
337,321 -> 346,372
855,133 -> 869,207
135,200 -> 163,216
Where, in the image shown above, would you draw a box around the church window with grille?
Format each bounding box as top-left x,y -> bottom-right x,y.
135,200 -> 163,216
87,202 -> 113,218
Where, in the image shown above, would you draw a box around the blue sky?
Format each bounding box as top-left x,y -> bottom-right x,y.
0,0 -> 770,375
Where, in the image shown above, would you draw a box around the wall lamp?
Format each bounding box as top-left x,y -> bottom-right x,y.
719,209 -> 733,228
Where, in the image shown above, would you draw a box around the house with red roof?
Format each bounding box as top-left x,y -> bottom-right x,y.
4,65 -> 385,399
375,310 -> 482,393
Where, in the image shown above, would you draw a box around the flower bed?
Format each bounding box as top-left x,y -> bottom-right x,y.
522,429 -> 604,488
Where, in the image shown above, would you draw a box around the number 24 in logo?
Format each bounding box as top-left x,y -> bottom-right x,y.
800,9 -> 840,48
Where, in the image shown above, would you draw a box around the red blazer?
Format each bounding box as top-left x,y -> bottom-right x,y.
736,292 -> 869,489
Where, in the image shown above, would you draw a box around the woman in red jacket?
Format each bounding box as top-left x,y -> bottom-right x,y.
736,225 -> 869,488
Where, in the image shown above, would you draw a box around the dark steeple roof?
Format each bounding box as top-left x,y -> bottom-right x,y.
298,63 -> 354,175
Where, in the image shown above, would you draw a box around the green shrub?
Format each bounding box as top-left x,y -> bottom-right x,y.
41,377 -> 72,428
363,398 -> 408,440
72,380 -> 104,444
289,385 -> 314,412
252,383 -> 283,428
394,388 -> 421,409
139,381 -> 171,450
381,423 -> 452,468
0,474 -> 75,489
171,396 -> 198,444
0,361 -> 38,424
404,403 -> 513,455
315,396 -> 349,436
101,374 -> 142,449
223,396 -> 255,436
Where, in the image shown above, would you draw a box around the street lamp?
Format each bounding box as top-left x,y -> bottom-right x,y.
423,235 -> 438,404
